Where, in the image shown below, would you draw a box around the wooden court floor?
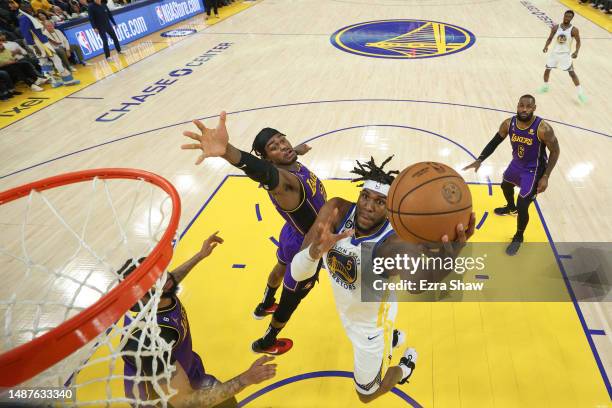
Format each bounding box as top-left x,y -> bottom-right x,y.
0,0 -> 611,406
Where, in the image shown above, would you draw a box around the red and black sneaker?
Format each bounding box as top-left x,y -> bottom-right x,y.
251,338 -> 293,355
253,302 -> 278,320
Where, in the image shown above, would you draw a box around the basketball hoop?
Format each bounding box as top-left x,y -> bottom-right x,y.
0,168 -> 181,405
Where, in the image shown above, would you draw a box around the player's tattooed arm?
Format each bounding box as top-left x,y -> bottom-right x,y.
463,118 -> 510,172
179,356 -> 276,408
169,232 -> 224,285
537,121 -> 560,193
498,117 -> 511,138
571,27 -> 580,58
543,25 -> 557,53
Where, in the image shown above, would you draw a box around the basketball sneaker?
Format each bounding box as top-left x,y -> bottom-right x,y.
392,329 -> 405,349
398,348 -> 418,384
251,338 -> 293,355
537,84 -> 550,94
253,302 -> 278,320
506,234 -> 523,256
494,206 -> 518,216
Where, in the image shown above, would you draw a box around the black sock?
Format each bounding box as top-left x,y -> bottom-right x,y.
262,324 -> 281,346
262,284 -> 278,307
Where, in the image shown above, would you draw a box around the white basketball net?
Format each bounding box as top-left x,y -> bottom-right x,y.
0,176 -> 179,406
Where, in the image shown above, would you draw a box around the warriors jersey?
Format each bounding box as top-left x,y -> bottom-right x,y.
323,203 -> 396,327
552,24 -> 573,54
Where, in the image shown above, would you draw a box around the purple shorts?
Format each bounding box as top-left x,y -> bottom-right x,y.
276,223 -> 307,291
503,161 -> 544,199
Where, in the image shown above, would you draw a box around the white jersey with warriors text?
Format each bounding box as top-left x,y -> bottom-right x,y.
552,24 -> 573,54
323,204 -> 395,328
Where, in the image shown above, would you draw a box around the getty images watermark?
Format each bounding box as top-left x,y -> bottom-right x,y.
361,242 -> 612,302
371,253 -> 488,292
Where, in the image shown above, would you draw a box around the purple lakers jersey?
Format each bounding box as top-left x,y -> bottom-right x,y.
509,116 -> 548,170
123,296 -> 212,402
269,162 -> 326,235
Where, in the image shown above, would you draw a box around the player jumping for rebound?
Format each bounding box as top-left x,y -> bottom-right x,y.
289,157 -> 475,403
121,232 -> 277,408
181,112 -> 326,355
539,10 -> 586,103
463,95 -> 560,255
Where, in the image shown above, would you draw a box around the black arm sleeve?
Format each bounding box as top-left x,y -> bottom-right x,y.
477,132 -> 505,162
233,150 -> 280,191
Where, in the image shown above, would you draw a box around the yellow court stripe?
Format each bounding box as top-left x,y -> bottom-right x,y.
0,0 -> 260,130
558,0 -> 612,32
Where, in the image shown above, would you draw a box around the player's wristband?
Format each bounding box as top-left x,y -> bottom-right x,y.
290,245 -> 319,282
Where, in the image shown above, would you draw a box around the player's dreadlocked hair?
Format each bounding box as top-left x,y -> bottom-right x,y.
350,156 -> 399,187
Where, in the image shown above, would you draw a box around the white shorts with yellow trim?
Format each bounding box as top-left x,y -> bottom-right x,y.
341,301 -> 398,395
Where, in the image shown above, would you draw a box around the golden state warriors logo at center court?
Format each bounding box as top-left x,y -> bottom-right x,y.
331,19 -> 475,59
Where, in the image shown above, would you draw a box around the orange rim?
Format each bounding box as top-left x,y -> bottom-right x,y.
0,168 -> 181,387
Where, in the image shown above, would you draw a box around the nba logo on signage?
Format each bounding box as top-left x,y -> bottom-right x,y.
76,31 -> 93,55
155,6 -> 166,25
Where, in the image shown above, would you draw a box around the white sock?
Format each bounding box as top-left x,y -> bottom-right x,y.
577,85 -> 583,95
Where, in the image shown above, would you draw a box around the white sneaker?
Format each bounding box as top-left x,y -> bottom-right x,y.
398,347 -> 417,384
70,67 -> 77,72
34,77 -> 48,86
30,84 -> 44,92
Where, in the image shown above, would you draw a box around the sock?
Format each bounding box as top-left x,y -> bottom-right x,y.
262,324 -> 281,346
262,284 -> 278,307
576,85 -> 583,95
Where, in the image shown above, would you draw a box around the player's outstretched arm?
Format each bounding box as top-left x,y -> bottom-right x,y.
536,121 -> 560,193
290,198 -> 354,282
181,111 -> 303,209
168,231 -> 224,285
171,356 -> 277,407
463,119 -> 510,172
543,25 -> 557,52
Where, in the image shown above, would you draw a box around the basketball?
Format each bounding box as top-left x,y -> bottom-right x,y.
387,162 -> 472,243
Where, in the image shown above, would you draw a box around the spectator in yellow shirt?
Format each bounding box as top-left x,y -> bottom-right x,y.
30,0 -> 53,14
